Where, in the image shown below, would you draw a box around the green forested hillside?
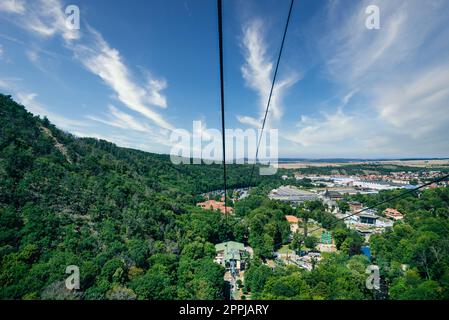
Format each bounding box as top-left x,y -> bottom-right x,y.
0,94 -> 275,299
1,94 -> 449,300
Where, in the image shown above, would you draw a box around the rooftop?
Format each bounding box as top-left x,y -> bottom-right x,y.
215,241 -> 246,262
384,208 -> 404,219
197,200 -> 234,214
285,215 -> 300,224
269,186 -> 320,202
215,241 -> 245,252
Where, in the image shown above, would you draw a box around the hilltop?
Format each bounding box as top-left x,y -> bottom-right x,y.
0,93 -> 272,299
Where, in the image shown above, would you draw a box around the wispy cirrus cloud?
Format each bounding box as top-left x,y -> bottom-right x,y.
0,78 -> 10,89
0,0 -> 25,14
70,28 -> 173,130
1,0 -> 80,41
15,91 -> 88,131
318,0 -> 449,132
238,19 -> 299,128
291,109 -> 358,147
288,0 -> 449,157
2,0 -> 174,140
0,0 -> 175,156
235,115 -> 261,129
373,64 -> 449,137
87,105 -> 165,135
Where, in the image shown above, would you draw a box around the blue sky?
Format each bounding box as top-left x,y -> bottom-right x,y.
1,0 -> 449,158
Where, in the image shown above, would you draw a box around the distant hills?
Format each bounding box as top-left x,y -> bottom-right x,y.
278,158 -> 449,163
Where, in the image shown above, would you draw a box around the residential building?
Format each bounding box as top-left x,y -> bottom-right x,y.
197,200 -> 233,214
348,201 -> 363,212
214,241 -> 248,275
384,208 -> 404,220
358,210 -> 380,225
285,215 -> 301,233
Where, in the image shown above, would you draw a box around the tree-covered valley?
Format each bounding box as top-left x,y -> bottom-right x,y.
1,93 -> 449,300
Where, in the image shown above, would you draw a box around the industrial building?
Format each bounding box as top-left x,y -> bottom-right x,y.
269,186 -> 320,203
353,180 -> 410,190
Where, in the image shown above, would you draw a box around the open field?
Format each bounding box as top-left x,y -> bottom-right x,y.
278,159 -> 449,169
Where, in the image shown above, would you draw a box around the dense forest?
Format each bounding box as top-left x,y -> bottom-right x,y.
0,94 -> 278,299
241,188 -> 449,300
1,93 -> 448,300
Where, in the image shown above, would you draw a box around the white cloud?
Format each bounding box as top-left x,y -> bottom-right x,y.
323,3 -> 406,84
291,0 -> 449,157
320,0 -> 449,89
3,0 -> 174,133
283,108 -> 421,158
0,43 -> 6,63
4,0 -> 80,41
71,128 -> 172,154
341,89 -> 358,106
85,105 -> 173,150
0,0 -> 25,14
15,92 -> 40,111
289,109 -> 359,147
87,105 -> 158,134
373,64 -> 449,138
236,115 -> 261,129
8,88 -> 172,153
15,91 -> 88,131
146,78 -> 168,109
39,0 -> 80,41
26,49 -> 39,63
238,19 -> 299,127
0,76 -> 22,90
0,78 -> 9,89
71,29 -> 172,130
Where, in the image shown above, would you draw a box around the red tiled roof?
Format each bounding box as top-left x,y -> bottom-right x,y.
197,200 -> 233,214
384,208 -> 404,219
285,215 -> 300,223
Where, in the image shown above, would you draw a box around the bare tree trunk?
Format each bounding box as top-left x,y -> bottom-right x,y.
419,250 -> 431,280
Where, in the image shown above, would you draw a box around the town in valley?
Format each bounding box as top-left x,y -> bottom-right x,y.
195,160 -> 449,299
